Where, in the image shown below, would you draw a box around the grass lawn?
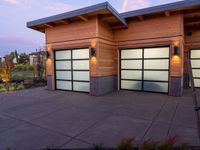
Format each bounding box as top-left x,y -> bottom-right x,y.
0,70 -> 44,92
10,70 -> 37,81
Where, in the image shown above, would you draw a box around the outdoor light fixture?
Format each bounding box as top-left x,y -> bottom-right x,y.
90,47 -> 96,56
174,46 -> 179,55
46,51 -> 50,58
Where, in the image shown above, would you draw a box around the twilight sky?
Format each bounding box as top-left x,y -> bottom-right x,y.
0,0 -> 182,56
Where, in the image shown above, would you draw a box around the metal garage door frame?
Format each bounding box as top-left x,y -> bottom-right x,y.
190,49 -> 200,88
54,48 -> 90,93
119,46 -> 170,94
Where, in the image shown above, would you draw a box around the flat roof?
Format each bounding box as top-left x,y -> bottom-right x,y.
27,0 -> 200,31
121,0 -> 200,18
27,2 -> 127,28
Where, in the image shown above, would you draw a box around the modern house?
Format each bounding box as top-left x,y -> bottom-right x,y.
27,0 -> 200,97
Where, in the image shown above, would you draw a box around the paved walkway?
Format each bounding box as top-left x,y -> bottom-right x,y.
0,87 -> 199,149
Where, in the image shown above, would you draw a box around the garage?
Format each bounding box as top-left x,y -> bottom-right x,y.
54,48 -> 90,92
190,49 -> 200,88
120,47 -> 170,93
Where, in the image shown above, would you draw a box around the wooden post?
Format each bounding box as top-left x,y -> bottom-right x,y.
186,59 -> 200,139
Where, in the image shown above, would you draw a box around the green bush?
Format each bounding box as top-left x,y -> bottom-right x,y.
116,138 -> 134,150
139,140 -> 157,150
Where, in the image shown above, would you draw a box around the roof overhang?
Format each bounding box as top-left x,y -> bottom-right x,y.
121,0 -> 200,19
27,2 -> 127,33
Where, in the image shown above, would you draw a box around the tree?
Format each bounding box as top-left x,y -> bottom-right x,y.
0,56 -> 14,91
18,53 -> 29,64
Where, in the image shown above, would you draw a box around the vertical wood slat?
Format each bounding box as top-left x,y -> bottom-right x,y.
186,59 -> 200,139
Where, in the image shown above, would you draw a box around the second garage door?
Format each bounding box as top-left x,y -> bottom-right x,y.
55,48 -> 90,92
190,49 -> 200,88
120,47 -> 170,93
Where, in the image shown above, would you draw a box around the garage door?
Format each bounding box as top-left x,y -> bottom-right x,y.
190,49 -> 200,87
120,47 -> 169,93
55,48 -> 90,92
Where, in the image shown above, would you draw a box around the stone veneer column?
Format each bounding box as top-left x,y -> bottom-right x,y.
90,75 -> 118,96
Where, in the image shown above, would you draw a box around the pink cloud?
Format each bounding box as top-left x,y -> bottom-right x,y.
120,0 -> 151,12
3,0 -> 19,4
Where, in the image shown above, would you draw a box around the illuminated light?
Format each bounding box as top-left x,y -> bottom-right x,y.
91,39 -> 97,47
90,56 -> 97,65
171,55 -> 181,65
47,45 -> 52,51
46,58 -> 52,65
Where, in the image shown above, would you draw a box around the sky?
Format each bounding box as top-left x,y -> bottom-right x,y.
0,0 -> 183,56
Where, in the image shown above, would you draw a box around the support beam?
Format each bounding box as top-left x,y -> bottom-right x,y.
60,20 -> 70,25
138,16 -> 144,21
79,15 -> 89,21
44,23 -> 54,28
165,11 -> 170,17
185,21 -> 200,27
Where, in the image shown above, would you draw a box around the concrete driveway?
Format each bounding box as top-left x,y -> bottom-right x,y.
0,87 -> 199,149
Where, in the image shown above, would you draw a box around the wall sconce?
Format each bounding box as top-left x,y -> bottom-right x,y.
174,46 -> 179,55
46,51 -> 50,58
90,47 -> 96,56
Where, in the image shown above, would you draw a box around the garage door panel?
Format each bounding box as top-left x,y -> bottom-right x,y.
73,82 -> 89,92
72,49 -> 89,59
55,48 -> 90,92
144,71 -> 168,81
56,81 -> 72,90
191,50 -> 200,58
194,79 -> 200,87
121,49 -> 142,59
144,47 -> 169,58
55,61 -> 71,70
143,82 -> 168,93
121,60 -> 142,69
192,69 -> 200,78
144,59 -> 169,70
121,70 -> 142,80
55,50 -> 71,60
56,71 -> 71,80
121,80 -> 142,90
73,60 -> 89,70
73,71 -> 89,81
120,47 -> 169,93
191,60 -> 200,68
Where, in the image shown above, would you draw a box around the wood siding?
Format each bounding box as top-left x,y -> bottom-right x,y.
45,12 -> 187,90
46,17 -> 97,44
115,13 -> 183,42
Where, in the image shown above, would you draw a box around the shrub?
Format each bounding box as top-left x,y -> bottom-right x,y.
157,136 -> 177,150
139,140 -> 157,150
116,138 -> 134,150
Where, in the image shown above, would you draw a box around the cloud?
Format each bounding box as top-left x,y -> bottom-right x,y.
120,0 -> 151,12
3,0 -> 19,4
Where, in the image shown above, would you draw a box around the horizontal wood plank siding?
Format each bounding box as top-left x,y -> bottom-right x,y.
46,17 -> 97,44
115,13 -> 183,42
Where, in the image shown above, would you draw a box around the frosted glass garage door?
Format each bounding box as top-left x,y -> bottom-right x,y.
120,47 -> 169,93
190,49 -> 200,88
55,48 -> 90,92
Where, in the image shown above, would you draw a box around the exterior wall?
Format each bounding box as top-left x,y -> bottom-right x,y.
45,13 -> 185,96
90,18 -> 117,95
115,13 -> 184,96
45,17 -> 98,91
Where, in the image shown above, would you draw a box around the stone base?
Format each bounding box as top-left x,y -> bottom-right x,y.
169,76 -> 183,97
183,73 -> 189,89
47,75 -> 53,90
90,75 -> 117,96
